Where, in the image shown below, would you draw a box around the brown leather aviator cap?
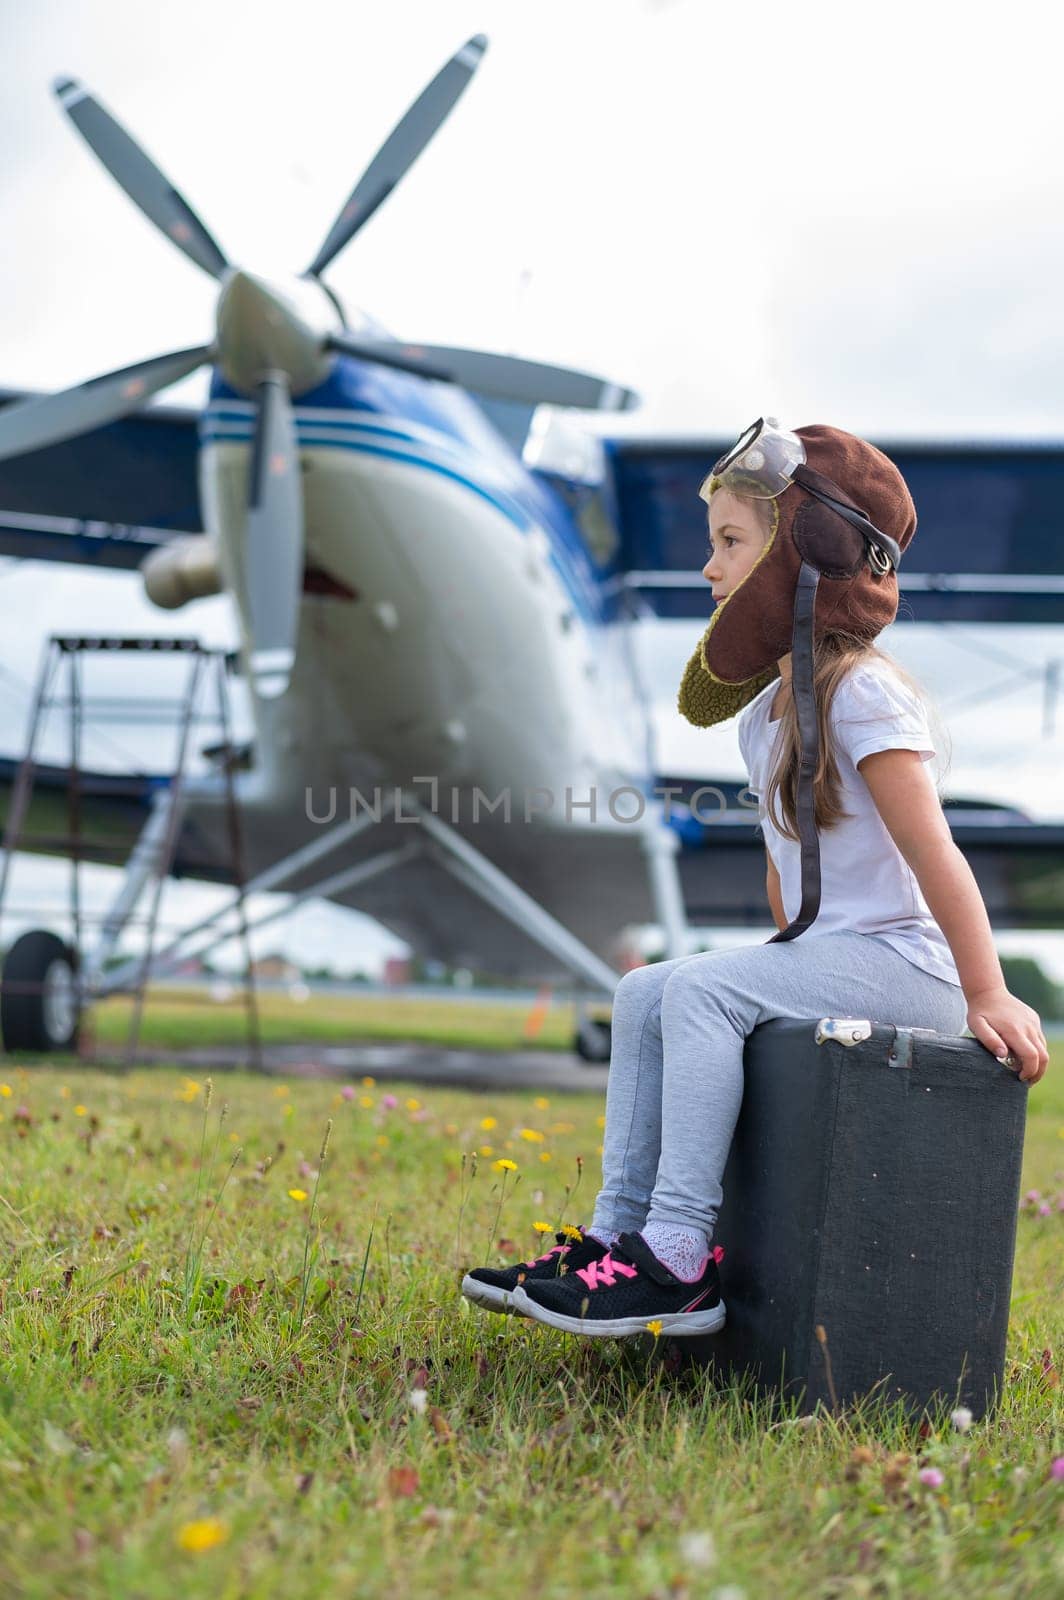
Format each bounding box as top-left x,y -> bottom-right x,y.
678,424 -> 918,730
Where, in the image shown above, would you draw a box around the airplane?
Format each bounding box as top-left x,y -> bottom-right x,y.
1,35 -> 1063,1060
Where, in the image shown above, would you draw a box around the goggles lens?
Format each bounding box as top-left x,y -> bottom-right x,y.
698,416 -> 807,503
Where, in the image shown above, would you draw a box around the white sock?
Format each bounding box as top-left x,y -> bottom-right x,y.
640,1222 -> 709,1282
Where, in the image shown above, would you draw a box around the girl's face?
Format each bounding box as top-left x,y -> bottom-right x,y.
701,489 -> 770,601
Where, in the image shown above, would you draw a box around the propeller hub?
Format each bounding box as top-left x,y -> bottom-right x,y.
215,269 -> 337,397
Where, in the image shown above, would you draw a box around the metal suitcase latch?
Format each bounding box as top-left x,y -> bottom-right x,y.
815,1017 -> 872,1047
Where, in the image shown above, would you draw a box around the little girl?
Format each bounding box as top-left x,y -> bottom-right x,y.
462,419 -> 1049,1340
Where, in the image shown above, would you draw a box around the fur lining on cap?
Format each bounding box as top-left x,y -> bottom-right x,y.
677,646 -> 777,727
677,495 -> 781,728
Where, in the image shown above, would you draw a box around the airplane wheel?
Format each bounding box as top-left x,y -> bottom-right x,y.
574,1017 -> 611,1064
1,931 -> 81,1053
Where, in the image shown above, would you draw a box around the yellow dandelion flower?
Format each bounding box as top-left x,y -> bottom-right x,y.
560,1224 -> 583,1241
532,1220 -> 554,1234
534,1096 -> 550,1110
74,1105 -> 87,1117
598,1144 -> 604,1156
274,1084 -> 290,1098
519,1128 -> 545,1143
228,1132 -> 240,1143
0,1085 -> 13,1098
645,1320 -> 663,1338
596,1114 -> 606,1129
405,1098 -> 421,1112
444,1122 -> 458,1136
287,1188 -> 308,1202
59,1086 -> 70,1099
362,1075 -> 376,1087
376,1134 -> 389,1147
177,1517 -> 228,1552
550,1121 -> 575,1135
539,1152 -> 552,1163
479,1116 -> 497,1131
492,1158 -> 518,1173
359,1096 -> 374,1109
479,1145 -> 494,1157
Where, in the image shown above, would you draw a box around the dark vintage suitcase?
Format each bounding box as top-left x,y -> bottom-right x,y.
681,1017 -> 1029,1419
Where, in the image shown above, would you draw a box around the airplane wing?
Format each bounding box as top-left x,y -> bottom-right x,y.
603,435 -> 1064,624
654,771 -> 1064,931
0,388 -> 201,567
0,756 -> 236,885
3,759 -> 1062,946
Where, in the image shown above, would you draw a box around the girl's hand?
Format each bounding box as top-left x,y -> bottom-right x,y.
966,987 -> 1049,1084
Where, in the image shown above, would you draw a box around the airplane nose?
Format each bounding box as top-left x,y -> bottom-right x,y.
217,269 -> 286,338
215,268 -> 332,396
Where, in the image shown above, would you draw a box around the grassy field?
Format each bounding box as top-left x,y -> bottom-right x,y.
0,1044 -> 1061,1598
86,986 -> 590,1055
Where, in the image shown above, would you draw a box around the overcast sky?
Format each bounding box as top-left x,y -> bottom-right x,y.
1,0 -> 1062,979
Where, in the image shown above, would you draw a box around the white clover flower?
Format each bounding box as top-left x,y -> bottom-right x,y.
679,1531 -> 717,1570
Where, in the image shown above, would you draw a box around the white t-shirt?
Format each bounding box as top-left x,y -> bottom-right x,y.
737,661 -> 962,986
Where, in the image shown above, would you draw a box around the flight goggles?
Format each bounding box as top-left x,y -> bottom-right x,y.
698,416 -> 901,574
698,417 -> 805,503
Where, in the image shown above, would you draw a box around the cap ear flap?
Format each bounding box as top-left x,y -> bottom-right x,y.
792,498 -> 865,578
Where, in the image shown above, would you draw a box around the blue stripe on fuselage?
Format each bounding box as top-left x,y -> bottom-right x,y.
205,361 -> 605,624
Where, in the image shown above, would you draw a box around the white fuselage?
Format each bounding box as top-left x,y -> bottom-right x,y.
182,377 -> 663,973
199,398 -> 647,809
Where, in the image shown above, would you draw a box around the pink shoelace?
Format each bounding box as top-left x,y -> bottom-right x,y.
522,1236 -> 572,1269
576,1242 -> 726,1291
575,1252 -> 639,1291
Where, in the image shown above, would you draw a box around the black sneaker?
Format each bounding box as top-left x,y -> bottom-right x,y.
512,1230 -> 727,1339
460,1227 -> 610,1316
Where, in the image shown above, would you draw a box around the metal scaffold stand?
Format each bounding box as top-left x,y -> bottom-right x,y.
0,635 -> 261,1068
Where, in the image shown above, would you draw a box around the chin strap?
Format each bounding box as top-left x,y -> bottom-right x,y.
766,560 -> 822,943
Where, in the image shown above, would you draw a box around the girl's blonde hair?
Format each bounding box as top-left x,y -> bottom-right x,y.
732,495 -> 950,839
764,631 -> 951,842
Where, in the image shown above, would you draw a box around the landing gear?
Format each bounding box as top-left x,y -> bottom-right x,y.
574,1013 -> 612,1064
1,930 -> 81,1053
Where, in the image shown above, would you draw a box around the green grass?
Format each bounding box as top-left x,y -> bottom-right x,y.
0,1050 -> 1061,1599
86,987 -> 590,1054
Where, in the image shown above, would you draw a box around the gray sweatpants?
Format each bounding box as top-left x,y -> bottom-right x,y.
589,930 -> 969,1243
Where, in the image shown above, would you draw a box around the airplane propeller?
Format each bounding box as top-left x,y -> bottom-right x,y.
0,36 -> 638,698
325,334 -> 632,411
244,373 -> 304,699
52,76 -> 231,280
305,34 -> 488,278
0,345 -> 213,463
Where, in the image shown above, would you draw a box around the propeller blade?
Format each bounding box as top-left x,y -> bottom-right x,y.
0,345 -> 212,464
327,332 -> 458,383
244,373 -> 304,699
405,346 -> 640,411
329,333 -> 639,412
53,76 -> 230,280
306,33 -> 488,277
